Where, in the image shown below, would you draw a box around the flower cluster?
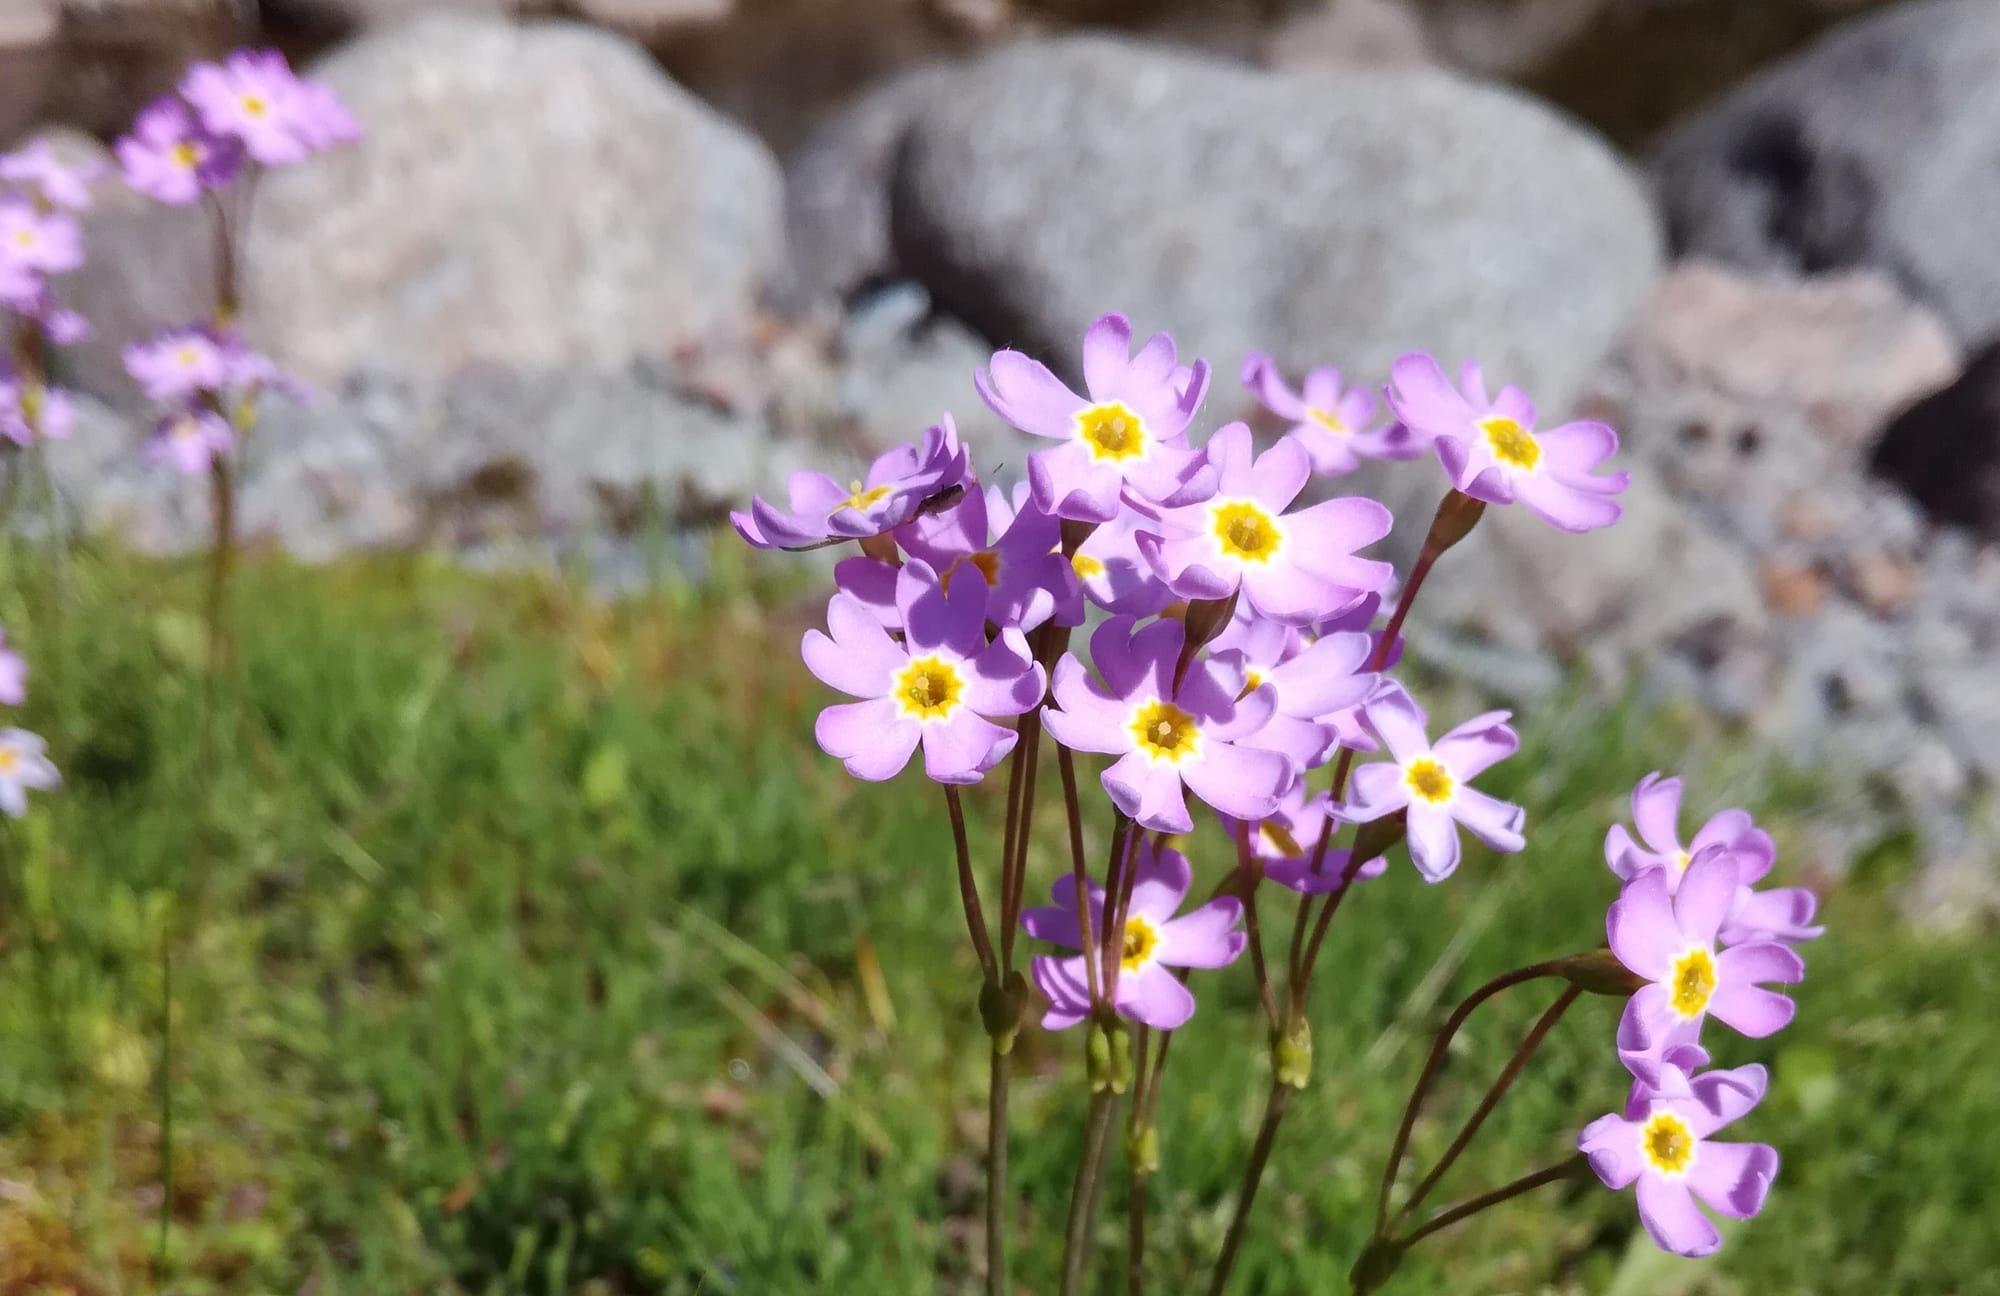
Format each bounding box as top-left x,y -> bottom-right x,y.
1580,773 -> 1822,1256
117,48 -> 358,206
1,141 -> 99,447
123,326 -> 301,475
0,622 -> 59,818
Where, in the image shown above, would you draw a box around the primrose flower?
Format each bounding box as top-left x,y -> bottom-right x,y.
1070,505 -> 1175,617
1387,353 -> 1628,533
116,97 -> 241,205
1241,352 -> 1418,475
977,312 -> 1215,523
895,482 -> 1081,632
1606,771 -> 1820,947
1209,607 -> 1376,769
180,50 -> 319,167
732,415 -> 968,550
1137,422 -> 1394,624
1609,850 -> 1806,1078
0,140 -> 104,211
144,407 -> 234,475
1022,839 -> 1245,1030
1342,685 -> 1525,881
1043,615 -> 1293,833
803,559 -> 1043,784
1220,783 -> 1387,894
0,728 -> 59,818
0,626 -> 25,705
0,375 -> 74,446
0,200 -> 83,276
1581,1058 -> 1778,1257
124,328 -> 229,403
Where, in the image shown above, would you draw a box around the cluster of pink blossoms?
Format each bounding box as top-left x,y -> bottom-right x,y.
739,308 -> 1811,1261
0,141 -> 99,447
113,49 -> 356,475
0,623 -> 59,818
1581,773 -> 1821,1255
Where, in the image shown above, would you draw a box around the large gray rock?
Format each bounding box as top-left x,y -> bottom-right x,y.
891,35 -> 1660,414
0,0 -> 56,145
1652,0 -> 2000,344
242,15 -> 786,385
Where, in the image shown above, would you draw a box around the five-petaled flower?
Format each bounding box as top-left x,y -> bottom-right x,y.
0,727 -> 60,819
1219,782 -> 1387,895
1208,606 -> 1378,771
1043,615 -> 1292,834
1388,352 -> 1628,533
1341,684 -> 1525,881
733,415 -> 969,550
977,312 -> 1215,523
1241,352 -> 1418,476
1023,839 -> 1246,1030
803,559 -> 1043,784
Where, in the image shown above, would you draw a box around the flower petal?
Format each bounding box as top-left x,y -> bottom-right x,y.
1636,1174 -> 1720,1258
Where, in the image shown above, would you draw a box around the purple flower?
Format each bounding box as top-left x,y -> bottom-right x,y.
1070,505 -> 1175,618
1609,850 -> 1806,1077
0,140 -> 105,212
0,200 -> 83,276
1241,352 -> 1419,476
977,312 -> 1215,523
1043,615 -> 1293,833
895,482 -> 1082,632
0,626 -> 26,706
732,415 -> 969,551
0,375 -> 74,446
802,560 -> 1043,784
125,328 -> 230,403
289,77 -> 363,152
1209,607 -> 1376,770
1387,353 -> 1628,534
115,97 -> 241,206
1220,783 -> 1387,895
1606,771 -> 1820,947
1342,685 -> 1525,881
1581,1058 -> 1778,1257
181,49 -> 315,167
1022,839 -> 1245,1030
1137,422 -> 1394,625
0,727 -> 60,818
144,407 -> 235,475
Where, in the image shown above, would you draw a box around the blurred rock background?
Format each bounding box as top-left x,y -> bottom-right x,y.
5,0 -> 1998,901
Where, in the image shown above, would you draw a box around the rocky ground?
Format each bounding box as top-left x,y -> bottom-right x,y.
5,0 -> 2000,902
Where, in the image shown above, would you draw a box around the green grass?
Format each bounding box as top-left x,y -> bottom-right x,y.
0,538 -> 1993,1295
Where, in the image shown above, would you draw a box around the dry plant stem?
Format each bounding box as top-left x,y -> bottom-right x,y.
1056,744 -> 1104,1003
1397,1154 -> 1588,1250
1205,1081 -> 1294,1296
1373,959 -> 1567,1234
1059,1089 -> 1121,1296
1393,983 -> 1583,1230
987,1043 -> 1010,1296
943,786 -> 1000,985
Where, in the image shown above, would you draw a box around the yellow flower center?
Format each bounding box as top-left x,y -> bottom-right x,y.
1075,401 -> 1148,462
170,141 -> 201,170
1641,1110 -> 1697,1177
1479,416 -> 1541,471
893,654 -> 964,721
941,550 -> 1001,593
0,747 -> 18,774
1673,849 -> 1692,874
1258,819 -> 1303,857
1404,757 -> 1454,805
1669,947 -> 1716,1019
1121,915 -> 1160,972
1211,500 -> 1283,563
1306,406 -> 1349,437
240,93 -> 270,119
175,345 -> 202,369
1130,699 -> 1200,764
1070,552 -> 1105,580
10,229 -> 35,250
834,480 -> 893,515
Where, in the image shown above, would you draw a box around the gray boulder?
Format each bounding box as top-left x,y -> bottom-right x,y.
891,35 -> 1660,414
1652,0 -> 2000,344
242,15 -> 786,385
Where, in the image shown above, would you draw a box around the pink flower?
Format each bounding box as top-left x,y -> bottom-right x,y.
181,49 -> 334,167
0,140 -> 105,211
1043,615 -> 1293,834
144,407 -> 235,476
1208,605 -> 1376,771
1608,849 -> 1806,1080
1022,839 -> 1245,1030
1136,422 -> 1394,625
124,328 -> 230,404
977,312 -> 1215,523
1387,353 -> 1628,534
116,97 -> 241,205
1069,504 -> 1175,618
1341,685 -> 1525,881
802,560 -> 1043,784
1219,783 -> 1387,895
732,415 -> 969,551
1241,352 -> 1419,476
0,200 -> 83,276
894,482 -> 1081,632
1580,1058 -> 1778,1258
0,727 -> 59,818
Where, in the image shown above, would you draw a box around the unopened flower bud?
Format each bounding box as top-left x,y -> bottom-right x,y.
1274,1018 -> 1313,1089
1550,947 -> 1648,998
